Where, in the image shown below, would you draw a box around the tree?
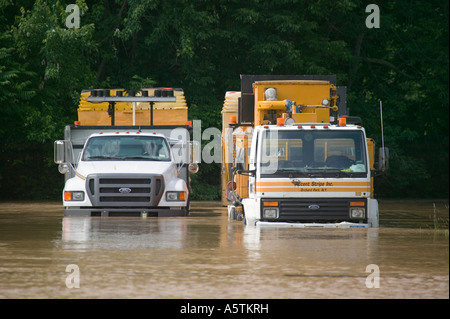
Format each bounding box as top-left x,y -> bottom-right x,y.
342,0 -> 449,197
0,0 -> 448,200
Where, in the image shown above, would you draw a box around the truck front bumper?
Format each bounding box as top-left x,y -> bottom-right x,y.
64,206 -> 188,217
255,221 -> 369,228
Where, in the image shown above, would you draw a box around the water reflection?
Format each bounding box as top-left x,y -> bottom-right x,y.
61,215 -> 381,256
61,217 -> 192,250
242,225 -> 380,267
0,200 -> 447,299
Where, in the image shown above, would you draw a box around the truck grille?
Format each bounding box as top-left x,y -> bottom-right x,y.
86,174 -> 164,207
262,198 -> 367,222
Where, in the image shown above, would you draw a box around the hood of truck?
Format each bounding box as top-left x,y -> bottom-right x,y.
75,160 -> 176,179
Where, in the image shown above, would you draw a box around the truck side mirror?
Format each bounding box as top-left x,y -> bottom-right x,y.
377,147 -> 389,172
54,140 -> 68,164
188,163 -> 199,174
54,140 -> 74,175
186,141 -> 200,174
235,148 -> 246,172
190,141 -> 200,164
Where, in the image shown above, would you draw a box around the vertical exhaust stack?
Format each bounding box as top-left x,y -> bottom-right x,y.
378,100 -> 389,172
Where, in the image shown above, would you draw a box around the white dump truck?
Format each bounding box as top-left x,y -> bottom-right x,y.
54,87 -> 198,217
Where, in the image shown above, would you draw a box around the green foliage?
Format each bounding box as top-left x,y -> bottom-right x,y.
189,166 -> 221,201
127,75 -> 156,92
0,30 -> 35,145
0,0 -> 448,200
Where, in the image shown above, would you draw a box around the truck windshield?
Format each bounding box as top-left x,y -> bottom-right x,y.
82,136 -> 171,161
260,129 -> 367,177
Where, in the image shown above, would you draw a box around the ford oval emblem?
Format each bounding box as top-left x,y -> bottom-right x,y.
308,204 -> 320,210
119,187 -> 132,194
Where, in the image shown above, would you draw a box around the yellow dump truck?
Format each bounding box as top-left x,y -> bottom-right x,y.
223,75 -> 388,227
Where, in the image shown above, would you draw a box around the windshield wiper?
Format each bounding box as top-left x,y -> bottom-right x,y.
317,168 -> 356,177
275,169 -> 308,176
300,167 -> 343,177
309,169 -> 355,177
126,156 -> 167,161
87,155 -> 121,160
126,156 -> 150,160
337,170 -> 352,177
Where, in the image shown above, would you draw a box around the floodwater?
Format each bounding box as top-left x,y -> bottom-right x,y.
0,200 -> 448,299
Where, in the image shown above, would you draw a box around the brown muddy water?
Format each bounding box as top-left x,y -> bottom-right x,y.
0,200 -> 448,299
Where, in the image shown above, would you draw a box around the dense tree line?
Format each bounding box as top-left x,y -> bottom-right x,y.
0,0 -> 448,200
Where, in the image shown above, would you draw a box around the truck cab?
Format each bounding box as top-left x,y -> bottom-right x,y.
241,123 -> 379,227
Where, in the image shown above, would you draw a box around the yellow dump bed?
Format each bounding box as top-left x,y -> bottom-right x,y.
77,88 -> 188,126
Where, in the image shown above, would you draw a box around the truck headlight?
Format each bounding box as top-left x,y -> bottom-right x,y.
263,208 -> 279,219
64,191 -> 85,201
350,207 -> 365,219
166,191 -> 186,201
